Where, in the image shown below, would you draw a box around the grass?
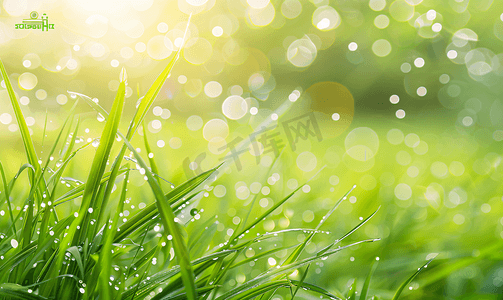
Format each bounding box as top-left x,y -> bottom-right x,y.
0,45 -> 439,299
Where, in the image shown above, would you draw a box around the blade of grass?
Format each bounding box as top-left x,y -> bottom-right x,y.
291,264 -> 310,299
97,168 -> 130,300
118,132 -> 197,300
360,258 -> 379,300
0,162 -> 16,234
215,239 -> 379,300
42,68 -> 126,297
391,255 -> 437,300
0,58 -> 39,178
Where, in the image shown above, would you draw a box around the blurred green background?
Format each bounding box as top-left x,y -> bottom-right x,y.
1,0 -> 503,299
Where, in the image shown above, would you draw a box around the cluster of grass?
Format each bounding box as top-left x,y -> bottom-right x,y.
0,42 -> 435,299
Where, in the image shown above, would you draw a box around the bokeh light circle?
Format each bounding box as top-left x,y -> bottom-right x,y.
312,6 -> 341,31
287,36 -> 317,67
203,119 -> 229,141
222,95 -> 248,120
345,127 -> 379,161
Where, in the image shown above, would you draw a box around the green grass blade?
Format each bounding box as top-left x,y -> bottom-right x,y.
216,239 -> 379,300
391,255 -> 437,300
317,206 -> 380,257
359,258 -> 379,300
0,58 -> 39,176
142,120 -> 160,180
114,167 -> 218,243
44,69 -> 126,297
282,186 -> 356,267
118,132 -> 197,300
0,162 -> 16,234
0,283 -> 48,300
97,168 -> 130,300
291,264 -> 310,299
346,279 -> 357,300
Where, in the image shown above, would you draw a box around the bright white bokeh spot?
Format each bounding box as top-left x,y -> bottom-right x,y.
432,23 -> 442,32
462,116 -> 473,126
396,109 -> 406,119
348,42 -> 358,51
203,119 -> 229,141
447,50 -> 458,59
222,95 -> 248,120
316,18 -> 331,30
390,94 -> 400,104
135,42 -> 146,53
369,0 -> 386,11
212,26 -> 224,37
426,9 -> 436,20
178,75 -> 187,84
0,113 -> 12,125
110,59 -> 119,67
417,86 -> 427,96
374,14 -> 390,29
204,81 -> 223,98
36,89 -> 47,100
157,22 -> 168,33
250,107 -> 258,115
56,94 -> 68,105
332,113 -> 340,121
287,36 -> 317,67
414,57 -> 425,68
18,72 -> 38,90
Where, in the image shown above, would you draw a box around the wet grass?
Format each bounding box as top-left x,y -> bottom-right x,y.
0,47 -> 438,300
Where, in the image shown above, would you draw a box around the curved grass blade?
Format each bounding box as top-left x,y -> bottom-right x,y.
122,249 -> 235,300
215,239 -> 379,300
0,283 -> 48,300
359,258 -> 379,300
0,59 -> 39,176
224,279 -> 339,300
0,161 -> 16,234
114,167 -> 218,243
346,279 -> 357,300
42,69 -> 126,297
317,206 -> 381,257
291,264 -> 310,299
391,255 -> 437,300
283,185 -> 357,267
118,132 -> 197,300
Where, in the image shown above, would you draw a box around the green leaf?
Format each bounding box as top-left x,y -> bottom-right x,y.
317,206 -> 381,257
359,258 -> 379,300
216,239 -> 378,300
391,255 -> 437,300
346,279 -> 357,300
44,69 -> 127,297
118,132 -> 197,300
0,59 -> 39,177
0,283 -> 48,300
